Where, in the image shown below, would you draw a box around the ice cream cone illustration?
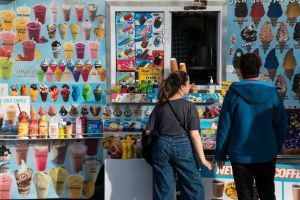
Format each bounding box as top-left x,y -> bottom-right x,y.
292,73 -> 300,103
232,48 -> 243,80
21,84 -> 28,96
283,49 -> 297,80
259,22 -> 273,53
262,41 -> 271,53
251,2 -> 265,28
276,22 -> 289,54
286,1 -> 299,27
10,84 -> 18,96
288,18 -> 297,27
113,104 -> 122,117
270,18 -> 278,27
293,22 -> 300,46
264,48 -> 279,81
267,69 -> 277,81
286,69 -> 295,80
30,84 -> 38,102
237,17 -> 245,28
267,1 -> 283,27
252,19 -> 260,28
241,24 -> 257,51
276,75 -> 287,100
235,2 -> 248,28
279,41 -> 286,53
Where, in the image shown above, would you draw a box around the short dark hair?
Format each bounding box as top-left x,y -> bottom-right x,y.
239,53 -> 260,79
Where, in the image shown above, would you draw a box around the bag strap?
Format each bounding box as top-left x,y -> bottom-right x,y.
167,101 -> 189,134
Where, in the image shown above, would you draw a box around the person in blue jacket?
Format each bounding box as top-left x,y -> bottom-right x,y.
214,53 -> 287,200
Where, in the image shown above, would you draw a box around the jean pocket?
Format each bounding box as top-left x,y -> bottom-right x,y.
175,143 -> 193,160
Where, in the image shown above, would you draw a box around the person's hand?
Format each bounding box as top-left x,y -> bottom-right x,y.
213,159 -> 225,170
202,159 -> 213,171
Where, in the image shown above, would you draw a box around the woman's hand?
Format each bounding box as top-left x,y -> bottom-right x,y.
202,159 -> 213,171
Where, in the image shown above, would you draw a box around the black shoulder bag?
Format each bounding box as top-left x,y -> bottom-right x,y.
141,107 -> 160,166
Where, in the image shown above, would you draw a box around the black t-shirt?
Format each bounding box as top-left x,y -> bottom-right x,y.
147,98 -> 200,136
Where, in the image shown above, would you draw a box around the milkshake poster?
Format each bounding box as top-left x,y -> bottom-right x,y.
226,0 -> 300,109
0,139 -> 102,199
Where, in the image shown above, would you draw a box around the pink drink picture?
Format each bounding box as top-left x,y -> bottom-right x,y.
22,40 -> 36,61
75,42 -> 85,59
88,41 -> 100,59
33,145 -> 49,171
0,174 -> 12,199
0,32 -> 16,54
75,2 -> 84,22
26,21 -> 42,42
33,4 -> 47,24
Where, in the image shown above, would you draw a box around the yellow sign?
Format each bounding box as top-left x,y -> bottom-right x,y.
221,81 -> 233,97
138,67 -> 163,83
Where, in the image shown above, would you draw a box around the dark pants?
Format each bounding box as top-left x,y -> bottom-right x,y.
152,134 -> 204,200
231,158 -> 276,200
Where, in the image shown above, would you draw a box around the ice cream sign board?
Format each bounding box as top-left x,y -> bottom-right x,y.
138,67 -> 162,83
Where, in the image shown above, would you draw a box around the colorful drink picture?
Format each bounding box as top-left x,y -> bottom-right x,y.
33,172 -> 51,199
75,2 -> 85,22
67,174 -> 84,199
26,21 -> 42,43
88,41 -> 100,59
22,40 -> 36,61
0,32 -> 16,55
75,42 -> 86,59
15,17 -> 29,42
0,57 -> 14,80
33,144 -> 49,171
14,142 -> 29,165
14,160 -> 32,195
69,141 -> 87,173
33,4 -> 47,24
64,42 -> 74,59
50,166 -> 68,196
0,10 -> 16,31
0,174 -> 13,199
16,6 -> 31,20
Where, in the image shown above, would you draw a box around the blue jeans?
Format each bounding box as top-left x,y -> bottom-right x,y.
152,134 -> 205,200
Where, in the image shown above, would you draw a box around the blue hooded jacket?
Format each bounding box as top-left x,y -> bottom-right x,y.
215,81 -> 288,163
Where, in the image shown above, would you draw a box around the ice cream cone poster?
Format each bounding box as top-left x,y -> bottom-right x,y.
227,0 -> 300,107
233,1 -> 248,28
